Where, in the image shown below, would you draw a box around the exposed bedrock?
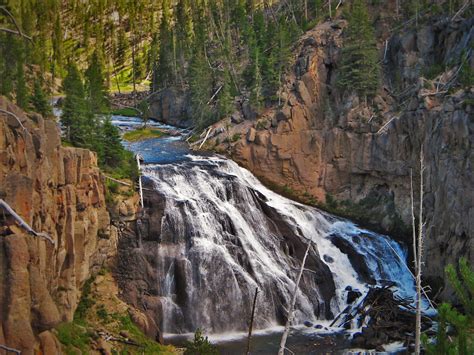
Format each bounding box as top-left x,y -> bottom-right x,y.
204,18 -> 473,300
0,97 -> 116,354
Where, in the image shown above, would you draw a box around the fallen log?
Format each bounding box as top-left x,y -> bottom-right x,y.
0,199 -> 55,246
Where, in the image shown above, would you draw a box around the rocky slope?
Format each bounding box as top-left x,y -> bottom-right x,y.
0,97 -> 116,354
197,17 -> 473,300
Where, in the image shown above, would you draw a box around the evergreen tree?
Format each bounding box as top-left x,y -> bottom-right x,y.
250,49 -> 263,111
218,69 -> 233,118
15,56 -> 28,109
337,0 -> 379,99
156,0 -> 175,89
100,118 -> 124,167
189,45 -> 213,129
116,28 -> 128,70
423,258 -> 474,354
30,80 -> 52,117
61,63 -> 88,144
85,50 -> 109,114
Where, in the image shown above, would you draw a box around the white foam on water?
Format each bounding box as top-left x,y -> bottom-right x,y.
142,155 -> 421,335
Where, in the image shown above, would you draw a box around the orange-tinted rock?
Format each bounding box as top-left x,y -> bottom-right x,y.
0,97 -> 113,352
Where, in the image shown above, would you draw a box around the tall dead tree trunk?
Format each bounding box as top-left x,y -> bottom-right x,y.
246,287 -> 259,355
413,148 -> 425,355
278,241 -> 312,355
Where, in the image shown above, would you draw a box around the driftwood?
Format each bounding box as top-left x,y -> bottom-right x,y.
335,285 -> 432,350
198,127 -> 212,150
0,199 -> 55,246
0,344 -> 21,354
98,331 -> 141,347
376,116 -> 398,135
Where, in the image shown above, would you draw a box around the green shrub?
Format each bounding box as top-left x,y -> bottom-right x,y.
184,328 -> 218,355
231,133 -> 241,142
422,258 -> 474,354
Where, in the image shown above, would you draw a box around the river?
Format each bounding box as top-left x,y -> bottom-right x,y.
113,115 -> 421,354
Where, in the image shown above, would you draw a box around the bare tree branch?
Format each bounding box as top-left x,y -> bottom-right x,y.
278,240 -> 312,355
0,344 -> 21,354
0,108 -> 27,131
0,199 -> 55,246
0,6 -> 33,41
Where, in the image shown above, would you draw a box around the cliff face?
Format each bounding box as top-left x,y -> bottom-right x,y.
0,98 -> 116,354
203,18 -> 473,299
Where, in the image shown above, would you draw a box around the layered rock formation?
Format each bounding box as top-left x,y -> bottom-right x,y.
201,17 -> 473,299
0,97 -> 115,354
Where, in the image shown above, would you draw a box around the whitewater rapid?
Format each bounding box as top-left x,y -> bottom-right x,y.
140,154 -> 416,334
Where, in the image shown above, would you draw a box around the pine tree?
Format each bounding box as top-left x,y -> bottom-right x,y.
15,56 -> 28,109
337,0 -> 379,99
116,28 -> 128,70
100,118 -> 124,167
218,69 -> 233,118
423,258 -> 474,354
85,50 -> 109,114
189,45 -> 213,129
61,63 -> 88,144
30,80 -> 52,117
156,0 -> 175,89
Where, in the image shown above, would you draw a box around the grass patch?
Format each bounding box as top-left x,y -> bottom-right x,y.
123,128 -> 166,142
118,315 -> 173,354
56,322 -> 94,355
111,107 -> 140,117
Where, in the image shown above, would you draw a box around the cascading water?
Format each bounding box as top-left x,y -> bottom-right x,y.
139,154 -> 416,335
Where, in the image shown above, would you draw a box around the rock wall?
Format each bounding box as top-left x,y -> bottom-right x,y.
204,18 -> 473,300
0,97 -> 116,354
149,87 -> 194,128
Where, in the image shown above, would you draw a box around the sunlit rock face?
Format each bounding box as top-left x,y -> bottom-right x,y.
207,18 -> 473,299
0,97 -> 114,354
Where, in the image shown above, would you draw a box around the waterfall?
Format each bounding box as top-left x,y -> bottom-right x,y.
140,155 -> 415,335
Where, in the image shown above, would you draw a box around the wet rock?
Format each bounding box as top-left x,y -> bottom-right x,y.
304,321 -> 313,327
314,324 -> 323,329
347,289 -> 362,304
323,254 -> 334,263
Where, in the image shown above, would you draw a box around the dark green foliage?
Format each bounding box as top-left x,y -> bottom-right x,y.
338,0 -> 379,99
15,56 -> 28,109
423,258 -> 474,354
101,118 -> 124,167
61,63 -> 136,180
189,44 -> 214,129
184,328 -> 218,355
85,50 -> 109,114
30,80 -> 52,117
155,0 -> 175,89
75,276 -> 95,323
61,63 -> 90,144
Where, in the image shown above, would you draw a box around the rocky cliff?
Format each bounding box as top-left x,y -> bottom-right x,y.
0,97 -> 116,354
198,17 -> 473,300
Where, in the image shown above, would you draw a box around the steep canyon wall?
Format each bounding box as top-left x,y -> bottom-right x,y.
204,18 -> 473,299
0,97 -> 116,354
